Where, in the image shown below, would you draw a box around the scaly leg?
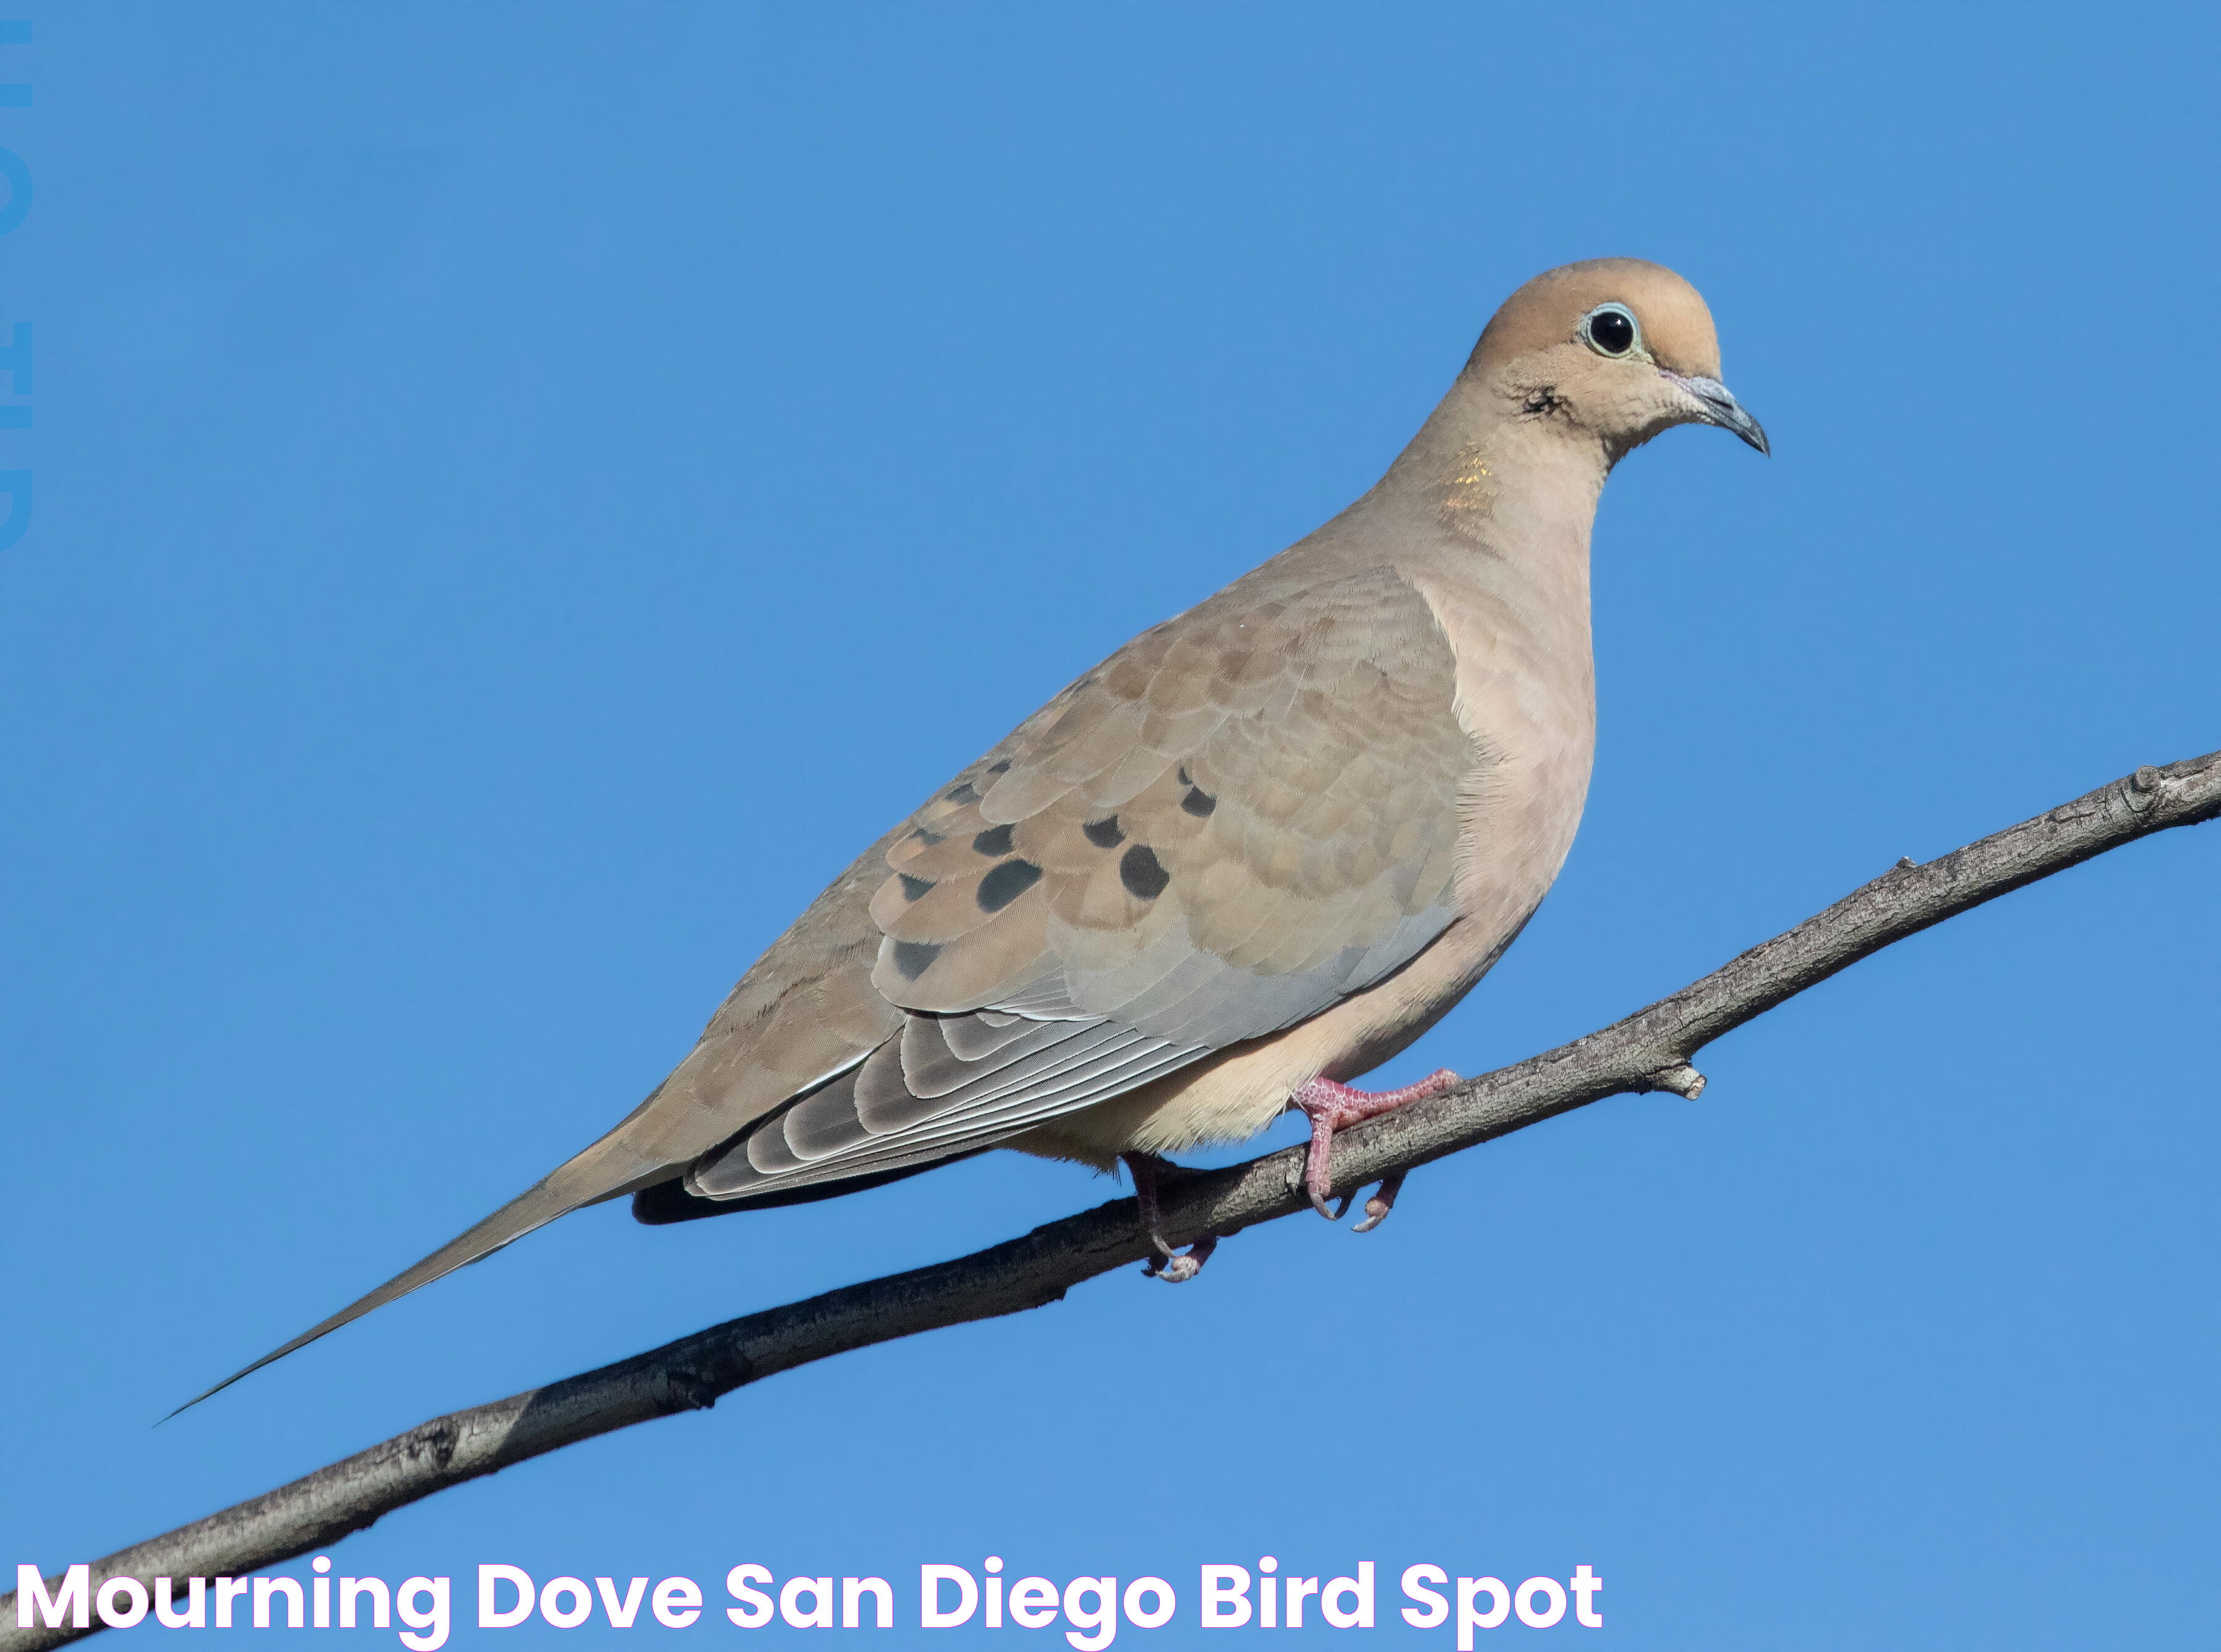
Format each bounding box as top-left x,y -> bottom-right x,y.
1292,1069 -> 1460,1225
1121,1151 -> 1218,1283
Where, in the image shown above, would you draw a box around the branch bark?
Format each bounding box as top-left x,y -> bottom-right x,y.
9,751 -> 2218,1650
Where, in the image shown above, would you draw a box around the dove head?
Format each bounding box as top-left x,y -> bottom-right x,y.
1466,258 -> 1768,458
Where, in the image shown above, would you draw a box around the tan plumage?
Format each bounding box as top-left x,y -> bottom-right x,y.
188,258 -> 1764,1406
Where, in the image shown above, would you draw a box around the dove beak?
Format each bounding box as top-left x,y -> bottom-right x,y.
1667,373 -> 1769,456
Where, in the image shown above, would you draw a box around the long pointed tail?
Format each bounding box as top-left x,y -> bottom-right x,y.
169,1153 -> 652,1418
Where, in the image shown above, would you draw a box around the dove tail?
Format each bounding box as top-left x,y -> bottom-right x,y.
168,1158 -> 637,1419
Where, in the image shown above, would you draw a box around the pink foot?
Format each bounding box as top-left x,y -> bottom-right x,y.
1353,1169 -> 1408,1234
1292,1069 -> 1460,1226
1121,1151 -> 1219,1283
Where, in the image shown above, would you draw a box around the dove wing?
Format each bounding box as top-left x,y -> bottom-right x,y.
684,562 -> 1472,1199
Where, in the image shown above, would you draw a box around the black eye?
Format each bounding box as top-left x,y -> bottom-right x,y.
1585,307 -> 1636,356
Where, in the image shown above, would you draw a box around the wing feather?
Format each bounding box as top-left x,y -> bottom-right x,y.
689,563 -> 1473,1203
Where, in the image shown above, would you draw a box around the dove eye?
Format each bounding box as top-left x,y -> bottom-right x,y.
1582,304 -> 1639,357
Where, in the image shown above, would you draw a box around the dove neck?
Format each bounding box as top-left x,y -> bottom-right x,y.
1388,372 -> 1607,504
1346,375 -> 1608,594
1300,375 -> 1602,762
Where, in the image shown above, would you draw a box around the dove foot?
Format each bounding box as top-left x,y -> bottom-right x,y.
1292,1070 -> 1460,1225
1352,1168 -> 1407,1233
1122,1152 -> 1218,1282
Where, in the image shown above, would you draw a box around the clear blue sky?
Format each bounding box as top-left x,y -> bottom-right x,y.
5,5 -> 2218,1648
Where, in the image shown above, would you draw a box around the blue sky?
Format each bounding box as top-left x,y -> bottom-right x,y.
4,4 -> 2219,1648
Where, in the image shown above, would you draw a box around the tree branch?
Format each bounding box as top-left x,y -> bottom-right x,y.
9,751 -> 2218,1650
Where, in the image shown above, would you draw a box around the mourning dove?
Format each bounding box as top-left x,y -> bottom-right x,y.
190,258 -> 1764,1405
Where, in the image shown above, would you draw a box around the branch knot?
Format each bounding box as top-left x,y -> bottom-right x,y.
404,1417 -> 461,1476
651,1362 -> 719,1414
1644,1062 -> 1707,1100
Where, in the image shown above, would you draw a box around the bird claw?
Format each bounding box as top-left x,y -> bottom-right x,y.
1124,1152 -> 1219,1283
1351,1169 -> 1407,1234
1142,1233 -> 1217,1283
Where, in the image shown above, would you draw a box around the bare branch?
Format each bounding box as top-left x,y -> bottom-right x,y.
9,751 -> 2217,1650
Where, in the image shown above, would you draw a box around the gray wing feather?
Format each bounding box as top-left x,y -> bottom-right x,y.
687,1010 -> 1203,1198
685,564 -> 1471,1205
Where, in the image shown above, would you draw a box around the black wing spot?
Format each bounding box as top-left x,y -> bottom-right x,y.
1177,766 -> 1193,786
986,760 -> 1011,775
1120,844 -> 1170,900
1181,786 -> 1217,817
898,874 -> 934,902
1083,816 -> 1124,848
946,781 -> 981,805
976,858 -> 1043,913
891,940 -> 942,981
909,826 -> 945,847
971,823 -> 1015,856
